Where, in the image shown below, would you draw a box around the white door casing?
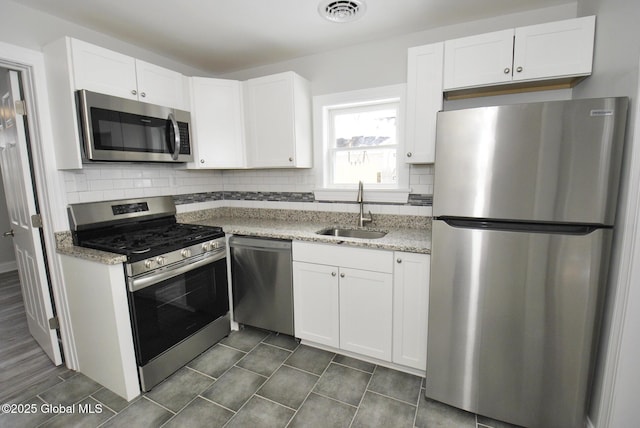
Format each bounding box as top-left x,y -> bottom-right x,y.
0,69 -> 62,365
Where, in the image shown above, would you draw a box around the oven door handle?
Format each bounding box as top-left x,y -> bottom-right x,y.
129,250 -> 225,292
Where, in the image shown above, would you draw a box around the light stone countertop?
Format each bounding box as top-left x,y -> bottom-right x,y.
55,207 -> 431,264
55,231 -> 127,265
193,216 -> 431,254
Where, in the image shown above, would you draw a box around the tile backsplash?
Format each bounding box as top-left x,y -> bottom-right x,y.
63,164 -> 224,204
63,163 -> 434,212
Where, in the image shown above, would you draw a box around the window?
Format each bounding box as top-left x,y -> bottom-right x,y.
328,101 -> 399,188
313,84 -> 409,202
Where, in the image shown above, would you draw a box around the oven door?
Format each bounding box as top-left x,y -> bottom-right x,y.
127,251 -> 228,366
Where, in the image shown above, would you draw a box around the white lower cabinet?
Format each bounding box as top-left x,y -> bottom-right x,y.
292,241 -> 428,370
292,261 -> 340,348
292,263 -> 393,360
392,251 -> 430,370
339,267 -> 393,361
60,255 -> 140,400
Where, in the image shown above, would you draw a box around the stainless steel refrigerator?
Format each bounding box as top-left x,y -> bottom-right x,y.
426,97 -> 628,428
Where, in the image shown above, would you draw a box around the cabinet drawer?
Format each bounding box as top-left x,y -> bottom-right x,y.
293,241 -> 393,273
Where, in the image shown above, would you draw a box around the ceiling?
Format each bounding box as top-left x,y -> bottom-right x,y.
16,0 -> 572,74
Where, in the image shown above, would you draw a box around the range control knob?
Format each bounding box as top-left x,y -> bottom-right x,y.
202,242 -> 211,251
144,259 -> 154,269
211,241 -> 219,249
181,249 -> 192,258
156,256 -> 166,266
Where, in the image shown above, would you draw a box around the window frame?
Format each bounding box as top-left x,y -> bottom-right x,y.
327,100 -> 400,189
313,84 -> 410,203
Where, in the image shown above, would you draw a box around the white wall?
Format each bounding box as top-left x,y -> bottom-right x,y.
214,3 -> 577,213
0,0 -> 580,219
573,1 -> 640,427
56,2 -> 578,213
0,0 -> 209,77
219,4 -> 578,94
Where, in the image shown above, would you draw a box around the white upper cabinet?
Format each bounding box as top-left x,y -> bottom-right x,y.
71,39 -> 138,100
187,77 -> 245,169
134,60 -> 187,110
405,42 -> 444,164
43,37 -> 189,169
70,39 -> 186,110
443,16 -> 595,91
444,29 -> 515,90
512,16 -> 595,82
244,72 -> 312,168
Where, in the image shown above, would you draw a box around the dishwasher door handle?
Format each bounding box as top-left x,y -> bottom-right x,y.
229,236 -> 292,251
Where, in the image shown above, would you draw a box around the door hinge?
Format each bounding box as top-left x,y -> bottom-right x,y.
48,316 -> 59,330
14,99 -> 26,116
31,214 -> 43,228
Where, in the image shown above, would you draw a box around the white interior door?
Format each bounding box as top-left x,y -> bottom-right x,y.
0,69 -> 62,365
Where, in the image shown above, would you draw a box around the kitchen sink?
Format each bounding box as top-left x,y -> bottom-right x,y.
316,227 -> 387,239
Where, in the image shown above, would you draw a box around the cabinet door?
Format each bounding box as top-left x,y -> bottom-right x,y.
188,78 -> 245,168
392,252 -> 430,370
513,16 -> 595,82
135,60 -> 186,109
70,38 -> 137,100
245,73 -> 297,167
292,261 -> 340,348
405,43 -> 444,164
339,268 -> 393,361
443,29 -> 515,90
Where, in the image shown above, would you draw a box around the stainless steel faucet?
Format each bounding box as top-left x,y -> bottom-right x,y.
357,181 -> 373,227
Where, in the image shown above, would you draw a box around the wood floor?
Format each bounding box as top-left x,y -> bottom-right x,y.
0,270 -> 68,403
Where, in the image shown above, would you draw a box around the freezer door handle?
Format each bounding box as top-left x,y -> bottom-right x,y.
439,217 -> 603,235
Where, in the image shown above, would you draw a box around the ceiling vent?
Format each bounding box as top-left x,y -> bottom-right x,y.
318,0 -> 367,23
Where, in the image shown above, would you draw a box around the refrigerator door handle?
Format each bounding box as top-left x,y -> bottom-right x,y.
439,217 -> 603,235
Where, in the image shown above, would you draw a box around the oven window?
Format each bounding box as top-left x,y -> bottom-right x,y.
129,257 -> 229,365
90,107 -> 171,154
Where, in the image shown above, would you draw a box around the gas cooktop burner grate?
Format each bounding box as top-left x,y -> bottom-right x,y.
78,222 -> 224,261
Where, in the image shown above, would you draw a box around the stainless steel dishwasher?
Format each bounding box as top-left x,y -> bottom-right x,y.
229,236 -> 294,336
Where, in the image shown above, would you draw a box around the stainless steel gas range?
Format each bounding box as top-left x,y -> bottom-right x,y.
68,196 -> 230,391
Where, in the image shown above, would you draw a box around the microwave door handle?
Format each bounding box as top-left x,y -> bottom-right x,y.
167,112 -> 180,160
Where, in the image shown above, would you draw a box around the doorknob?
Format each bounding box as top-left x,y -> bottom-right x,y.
3,230 -> 14,237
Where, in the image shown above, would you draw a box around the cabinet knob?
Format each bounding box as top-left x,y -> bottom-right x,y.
331,272 -> 337,277
340,273 -> 345,278
131,89 -> 137,95
397,258 -> 402,264
288,157 -> 293,162
200,159 -> 205,164
516,66 -> 523,73
503,68 -> 511,74
406,152 -> 412,158
140,92 -> 146,98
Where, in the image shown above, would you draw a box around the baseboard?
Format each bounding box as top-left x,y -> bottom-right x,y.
298,338 -> 426,378
0,261 -> 17,273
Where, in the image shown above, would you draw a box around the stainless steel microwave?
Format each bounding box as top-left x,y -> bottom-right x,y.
76,90 -> 193,163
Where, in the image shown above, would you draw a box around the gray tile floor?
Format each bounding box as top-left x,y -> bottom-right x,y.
1,327 -> 517,428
